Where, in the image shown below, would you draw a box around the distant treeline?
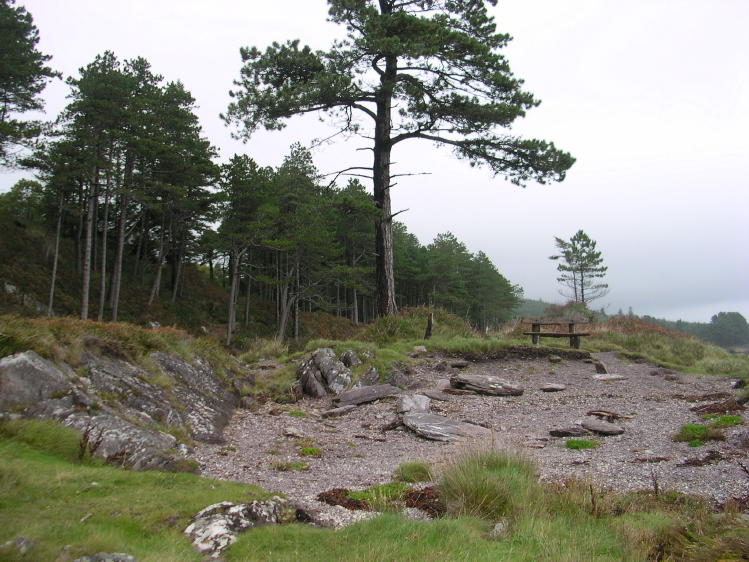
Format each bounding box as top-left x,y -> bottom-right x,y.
642,312 -> 749,349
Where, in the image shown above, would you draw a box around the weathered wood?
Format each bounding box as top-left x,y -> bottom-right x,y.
450,373 -> 524,396
333,384 -> 400,406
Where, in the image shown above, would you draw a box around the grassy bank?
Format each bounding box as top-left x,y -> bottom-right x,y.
0,420 -> 267,562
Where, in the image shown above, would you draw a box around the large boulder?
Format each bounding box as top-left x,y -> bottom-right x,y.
296,348 -> 352,397
450,373 -> 524,396
402,412 -> 492,442
0,351 -> 71,411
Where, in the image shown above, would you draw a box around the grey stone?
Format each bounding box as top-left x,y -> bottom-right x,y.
548,355 -> 563,364
412,345 -> 428,353
489,519 -> 510,539
450,373 -> 524,396
540,383 -> 567,392
322,405 -> 357,418
450,359 -> 470,368
421,390 -> 450,401
147,321 -> 160,329
593,361 -> 608,374
334,384 -> 400,407
360,367 -> 380,386
62,413 -> 180,470
592,374 -> 626,382
581,419 -> 625,435
549,426 -> 590,437
387,369 -> 410,389
297,357 -> 327,398
185,498 -> 295,557
1,536 -> 35,556
0,351 -> 71,412
74,554 -> 137,562
396,394 -> 431,414
340,350 -> 362,368
296,348 -> 352,397
312,348 -> 351,394
402,412 -> 492,442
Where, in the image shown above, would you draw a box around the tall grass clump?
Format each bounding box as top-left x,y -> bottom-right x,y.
439,450 -> 541,521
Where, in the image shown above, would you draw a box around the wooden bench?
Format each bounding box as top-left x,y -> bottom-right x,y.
522,320 -> 590,349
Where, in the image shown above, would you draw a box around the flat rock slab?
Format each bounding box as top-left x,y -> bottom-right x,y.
321,405 -> 357,418
450,373 -> 524,396
421,390 -> 450,401
549,426 -> 590,438
403,412 -> 492,442
334,384 -> 400,407
450,360 -> 470,369
541,383 -> 567,392
592,374 -> 626,382
581,419 -> 625,435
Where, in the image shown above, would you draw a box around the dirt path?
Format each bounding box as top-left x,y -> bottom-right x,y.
192,351 -> 748,526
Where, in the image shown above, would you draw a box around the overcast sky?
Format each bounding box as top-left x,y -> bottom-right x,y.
3,0 -> 747,322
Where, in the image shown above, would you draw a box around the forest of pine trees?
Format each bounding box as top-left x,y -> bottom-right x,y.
0,46 -> 522,341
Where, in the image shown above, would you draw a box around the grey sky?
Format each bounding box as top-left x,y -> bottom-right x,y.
3,0 -> 747,322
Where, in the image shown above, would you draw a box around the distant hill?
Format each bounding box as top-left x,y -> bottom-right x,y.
512,298 -> 556,319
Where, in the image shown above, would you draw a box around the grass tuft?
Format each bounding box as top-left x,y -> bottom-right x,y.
395,461 -> 433,483
673,424 -> 725,444
566,439 -> 599,450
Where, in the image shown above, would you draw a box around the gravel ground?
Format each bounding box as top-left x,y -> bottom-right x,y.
192,351 -> 748,527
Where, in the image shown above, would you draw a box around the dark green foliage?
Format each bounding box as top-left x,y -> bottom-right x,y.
643,311 -> 749,349
0,0 -> 59,165
550,230 -> 608,305
225,0 -> 573,315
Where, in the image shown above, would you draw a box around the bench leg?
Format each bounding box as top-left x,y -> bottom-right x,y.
532,334 -> 540,345
571,335 -> 580,349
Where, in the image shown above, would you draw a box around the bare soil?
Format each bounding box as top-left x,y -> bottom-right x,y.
192,351 -> 748,527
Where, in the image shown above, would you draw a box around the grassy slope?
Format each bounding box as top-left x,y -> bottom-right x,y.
0,421 -> 267,562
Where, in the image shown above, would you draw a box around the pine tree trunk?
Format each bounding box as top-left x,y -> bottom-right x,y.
372,53 -> 398,317
47,193 -> 63,317
226,249 -> 243,346
243,259 -> 252,327
110,153 -> 132,321
147,216 -> 166,306
80,188 -> 95,320
97,175 -> 111,321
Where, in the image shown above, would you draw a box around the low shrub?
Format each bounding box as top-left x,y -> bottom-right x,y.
272,461 -> 309,472
299,447 -> 322,457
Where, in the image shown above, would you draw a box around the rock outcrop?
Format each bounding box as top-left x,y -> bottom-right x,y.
296,348 -> 352,397
185,498 -> 297,558
0,347 -> 243,471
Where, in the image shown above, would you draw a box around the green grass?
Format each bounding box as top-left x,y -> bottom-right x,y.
0,420 -> 267,562
395,461 -> 432,483
566,439 -> 599,450
287,409 -> 308,418
673,424 -> 725,444
345,482 -> 409,512
703,414 -> 744,428
272,461 -> 309,472
299,447 -> 322,457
